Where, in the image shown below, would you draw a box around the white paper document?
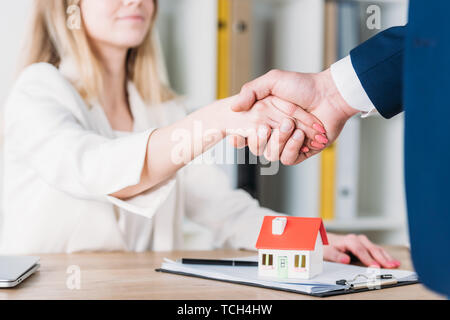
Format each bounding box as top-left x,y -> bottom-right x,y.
159,256 -> 418,295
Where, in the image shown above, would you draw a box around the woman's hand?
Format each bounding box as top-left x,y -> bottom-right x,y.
231,69 -> 360,165
324,233 -> 401,269
225,95 -> 328,163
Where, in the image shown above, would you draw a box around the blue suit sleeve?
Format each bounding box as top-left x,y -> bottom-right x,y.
350,26 -> 405,119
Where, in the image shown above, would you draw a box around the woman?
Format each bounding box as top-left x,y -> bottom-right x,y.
0,0 -> 400,268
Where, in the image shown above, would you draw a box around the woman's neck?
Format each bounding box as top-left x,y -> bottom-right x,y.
94,42 -> 134,131
96,43 -> 129,110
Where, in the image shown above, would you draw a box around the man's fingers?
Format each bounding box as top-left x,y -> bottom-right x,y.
279,130 -> 305,165
266,96 -> 328,149
264,118 -> 295,161
324,246 -> 351,264
270,96 -> 326,133
247,125 -> 270,156
228,135 -> 247,149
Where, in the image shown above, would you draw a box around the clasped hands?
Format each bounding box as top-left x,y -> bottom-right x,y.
225,68 -> 401,269
227,69 -> 358,165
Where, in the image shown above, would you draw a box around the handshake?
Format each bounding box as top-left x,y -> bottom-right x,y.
224,68 -> 360,165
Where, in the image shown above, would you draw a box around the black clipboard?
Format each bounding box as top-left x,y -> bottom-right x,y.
155,268 -> 419,298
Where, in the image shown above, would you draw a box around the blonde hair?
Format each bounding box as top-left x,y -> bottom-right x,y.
20,0 -> 175,105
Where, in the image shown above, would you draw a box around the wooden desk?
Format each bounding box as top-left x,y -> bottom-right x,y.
0,246 -> 444,300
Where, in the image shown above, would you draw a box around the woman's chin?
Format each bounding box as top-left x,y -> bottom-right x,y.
106,28 -> 148,48
113,37 -> 147,49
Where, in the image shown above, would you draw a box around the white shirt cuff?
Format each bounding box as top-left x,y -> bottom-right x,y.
330,55 -> 377,118
106,177 -> 176,219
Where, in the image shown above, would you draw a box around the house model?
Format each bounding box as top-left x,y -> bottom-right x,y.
255,216 -> 329,280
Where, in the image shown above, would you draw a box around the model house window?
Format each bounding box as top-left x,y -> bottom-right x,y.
295,255 -> 306,268
262,254 -> 274,266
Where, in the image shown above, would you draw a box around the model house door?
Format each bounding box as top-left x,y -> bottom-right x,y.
277,256 -> 288,278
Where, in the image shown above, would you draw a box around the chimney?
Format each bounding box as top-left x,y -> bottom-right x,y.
272,217 -> 287,235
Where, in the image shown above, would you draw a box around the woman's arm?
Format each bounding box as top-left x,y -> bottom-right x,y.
111,95 -> 327,199
111,98 -> 231,199
6,64 -> 324,206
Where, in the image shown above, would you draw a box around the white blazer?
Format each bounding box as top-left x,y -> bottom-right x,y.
0,63 -> 279,254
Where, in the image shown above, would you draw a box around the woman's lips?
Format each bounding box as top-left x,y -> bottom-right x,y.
117,15 -> 145,21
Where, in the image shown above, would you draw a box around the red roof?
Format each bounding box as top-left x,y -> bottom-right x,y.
255,216 -> 329,250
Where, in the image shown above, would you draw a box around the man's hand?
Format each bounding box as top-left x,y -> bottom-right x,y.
232,69 -> 360,165
227,95 -> 329,162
